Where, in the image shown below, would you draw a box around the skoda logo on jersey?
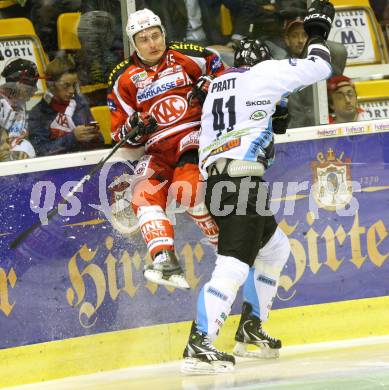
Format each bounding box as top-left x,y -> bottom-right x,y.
150,95 -> 188,125
250,110 -> 267,121
246,99 -> 271,106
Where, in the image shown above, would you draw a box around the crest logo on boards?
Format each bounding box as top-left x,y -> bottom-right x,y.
311,148 -> 352,211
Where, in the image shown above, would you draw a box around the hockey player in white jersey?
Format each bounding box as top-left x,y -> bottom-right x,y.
181,0 -> 335,374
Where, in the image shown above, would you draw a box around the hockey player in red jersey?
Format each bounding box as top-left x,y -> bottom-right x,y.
108,8 -> 225,290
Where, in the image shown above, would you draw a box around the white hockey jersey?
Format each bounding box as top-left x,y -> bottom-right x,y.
199,43 -> 332,179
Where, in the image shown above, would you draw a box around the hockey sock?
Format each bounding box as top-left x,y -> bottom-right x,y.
187,202 -> 219,247
243,227 -> 290,321
196,255 -> 249,339
137,205 -> 174,258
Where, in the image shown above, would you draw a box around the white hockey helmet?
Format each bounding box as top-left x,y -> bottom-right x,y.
126,9 -> 166,58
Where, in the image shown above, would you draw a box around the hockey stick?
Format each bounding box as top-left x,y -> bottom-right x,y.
10,126 -> 140,249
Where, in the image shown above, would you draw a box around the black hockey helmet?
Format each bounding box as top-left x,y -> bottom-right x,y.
234,38 -> 272,67
1,58 -> 39,86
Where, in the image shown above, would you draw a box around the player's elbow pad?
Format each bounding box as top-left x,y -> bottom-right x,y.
306,38 -> 331,64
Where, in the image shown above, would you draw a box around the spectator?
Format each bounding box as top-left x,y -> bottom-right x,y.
144,0 -> 188,42
76,0 -> 123,85
185,0 -> 207,45
281,14 -> 347,73
28,55 -> 103,156
283,15 -> 307,58
327,75 -> 369,124
228,0 -> 284,48
370,0 -> 388,24
186,0 -> 229,45
279,14 -> 347,128
277,0 -> 306,11
145,0 -> 225,46
30,0 -> 81,59
0,58 -> 37,162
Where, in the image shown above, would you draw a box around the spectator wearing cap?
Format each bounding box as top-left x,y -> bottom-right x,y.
278,11 -> 348,129
0,58 -> 38,162
327,75 -> 369,124
282,13 -> 347,71
283,16 -> 307,58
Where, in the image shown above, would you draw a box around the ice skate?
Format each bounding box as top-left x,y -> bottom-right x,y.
143,250 -> 190,290
233,302 -> 281,359
181,322 -> 235,374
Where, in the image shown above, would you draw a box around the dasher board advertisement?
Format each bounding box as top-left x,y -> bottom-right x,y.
0,129 -> 388,349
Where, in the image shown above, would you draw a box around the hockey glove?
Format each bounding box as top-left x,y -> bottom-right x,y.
118,112 -> 158,145
303,0 -> 335,41
272,101 -> 289,134
188,74 -> 215,106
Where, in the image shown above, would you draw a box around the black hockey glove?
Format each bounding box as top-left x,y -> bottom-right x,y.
303,0 -> 335,41
188,74 -> 215,106
272,102 -> 289,134
118,112 -> 158,145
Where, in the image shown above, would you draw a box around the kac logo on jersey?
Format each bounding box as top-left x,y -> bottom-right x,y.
250,110 -> 267,121
150,95 -> 188,125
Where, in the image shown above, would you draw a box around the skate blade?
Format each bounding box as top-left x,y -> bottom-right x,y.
233,342 -> 280,359
144,270 -> 190,290
181,358 -> 235,375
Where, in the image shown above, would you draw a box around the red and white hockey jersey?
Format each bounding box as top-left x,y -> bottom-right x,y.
108,42 -> 224,156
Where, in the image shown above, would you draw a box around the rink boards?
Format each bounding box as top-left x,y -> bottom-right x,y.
0,119 -> 389,387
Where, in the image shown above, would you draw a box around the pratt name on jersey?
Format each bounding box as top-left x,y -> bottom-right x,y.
210,77 -> 236,93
